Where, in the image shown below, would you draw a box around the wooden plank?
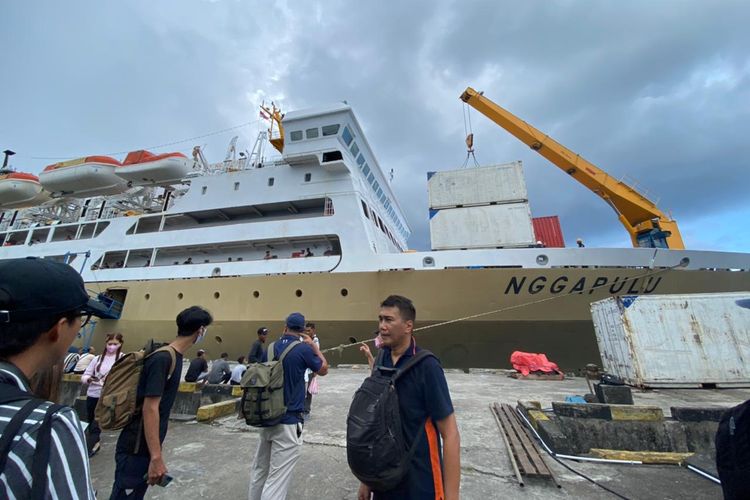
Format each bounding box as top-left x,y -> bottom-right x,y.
494,403 -> 535,473
489,403 -> 524,487
500,404 -> 550,476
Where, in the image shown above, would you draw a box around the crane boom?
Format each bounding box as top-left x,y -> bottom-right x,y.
460,87 -> 685,250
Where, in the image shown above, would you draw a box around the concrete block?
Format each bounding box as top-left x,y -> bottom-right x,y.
535,417 -> 572,455
526,410 -> 549,429
610,405 -> 663,422
517,400 -> 541,411
670,406 -> 727,423
595,384 -> 634,405
62,373 -> 82,383
179,382 -> 200,393
196,398 -> 241,422
552,402 -> 611,420
172,391 -> 203,416
589,448 -> 694,464
231,386 -> 243,397
59,379 -> 84,408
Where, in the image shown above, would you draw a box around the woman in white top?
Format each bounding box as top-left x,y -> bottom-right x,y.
81,332 -> 124,456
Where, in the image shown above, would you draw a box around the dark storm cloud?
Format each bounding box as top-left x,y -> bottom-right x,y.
1,0 -> 748,251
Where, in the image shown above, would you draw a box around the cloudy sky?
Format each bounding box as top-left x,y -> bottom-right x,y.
2,1 -> 748,252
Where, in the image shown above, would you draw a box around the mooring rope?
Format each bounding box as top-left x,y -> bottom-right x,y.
319,262 -> 684,356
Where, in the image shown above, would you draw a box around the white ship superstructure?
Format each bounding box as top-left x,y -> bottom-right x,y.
1,102 -> 749,369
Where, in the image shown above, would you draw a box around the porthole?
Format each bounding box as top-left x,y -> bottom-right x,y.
214,292 -> 221,299
212,267 -> 221,277
295,289 -> 303,297
679,257 -> 690,267
145,293 -> 151,300
234,182 -> 240,191
268,177 -> 274,187
214,336 -> 223,344
253,291 -> 260,298
201,186 -> 207,195
422,256 -> 435,267
536,254 -> 549,266
177,293 -> 184,300
304,173 -> 312,182
340,288 -> 349,297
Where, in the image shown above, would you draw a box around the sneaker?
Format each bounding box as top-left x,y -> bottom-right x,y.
88,441 -> 101,458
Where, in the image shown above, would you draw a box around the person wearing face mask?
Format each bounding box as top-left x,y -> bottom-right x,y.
81,333 -> 124,457
110,306 -> 213,500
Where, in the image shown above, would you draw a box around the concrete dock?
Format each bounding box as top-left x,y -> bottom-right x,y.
88,367 -> 750,499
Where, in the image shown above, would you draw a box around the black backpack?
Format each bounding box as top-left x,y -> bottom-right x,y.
716,399 -> 750,500
346,349 -> 436,491
0,381 -> 64,499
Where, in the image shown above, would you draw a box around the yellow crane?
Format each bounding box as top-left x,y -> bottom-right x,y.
460,87 -> 685,250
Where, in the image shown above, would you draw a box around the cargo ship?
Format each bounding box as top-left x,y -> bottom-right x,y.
1,102 -> 749,369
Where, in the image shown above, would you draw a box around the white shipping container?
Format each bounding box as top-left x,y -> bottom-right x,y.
430,203 -> 535,250
428,162 -> 528,209
590,293 -> 750,388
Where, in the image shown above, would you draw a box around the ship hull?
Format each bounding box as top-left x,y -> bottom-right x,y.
86,266 -> 750,369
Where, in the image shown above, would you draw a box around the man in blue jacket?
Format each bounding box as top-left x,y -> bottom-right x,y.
248,312 -> 329,499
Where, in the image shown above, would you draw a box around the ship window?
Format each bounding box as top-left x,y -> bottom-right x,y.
350,142 -> 360,157
361,201 -> 369,219
367,173 -> 375,184
356,153 -> 365,166
290,130 -> 303,141
79,223 -> 95,240
322,150 -> 343,162
322,124 -> 340,136
234,182 -> 240,191
362,164 -> 370,176
304,173 -> 312,182
305,128 -> 319,139
342,126 -> 354,145
201,186 -> 207,195
268,177 -> 275,186
379,193 -> 386,203
93,221 -> 110,237
374,182 -> 381,194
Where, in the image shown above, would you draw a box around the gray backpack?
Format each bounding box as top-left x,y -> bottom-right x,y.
240,340 -> 300,427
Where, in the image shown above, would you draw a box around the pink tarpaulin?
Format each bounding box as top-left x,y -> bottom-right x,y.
510,351 -> 562,376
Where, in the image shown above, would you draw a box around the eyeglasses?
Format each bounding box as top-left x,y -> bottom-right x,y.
79,312 -> 93,328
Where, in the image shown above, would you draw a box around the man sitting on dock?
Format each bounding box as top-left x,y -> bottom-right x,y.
207,352 -> 232,384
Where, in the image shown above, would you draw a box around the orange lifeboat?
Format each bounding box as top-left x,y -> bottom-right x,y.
116,150 -> 192,186
39,156 -> 128,197
0,171 -> 51,209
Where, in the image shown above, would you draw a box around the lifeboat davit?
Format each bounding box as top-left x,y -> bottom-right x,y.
0,171 -> 51,210
39,156 -> 129,197
116,150 -> 192,186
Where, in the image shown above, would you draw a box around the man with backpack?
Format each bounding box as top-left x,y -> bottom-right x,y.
110,305 -> 213,499
350,295 -> 461,500
248,312 -> 329,500
0,257 -> 103,499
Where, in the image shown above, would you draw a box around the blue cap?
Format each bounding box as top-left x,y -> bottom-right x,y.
285,312 -> 305,332
736,299 -> 750,309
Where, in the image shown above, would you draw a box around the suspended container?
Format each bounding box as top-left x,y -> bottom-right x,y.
590,293 -> 750,388
430,202 -> 535,250
116,150 -> 193,186
427,161 -> 527,209
40,156 -> 128,198
0,171 -> 51,209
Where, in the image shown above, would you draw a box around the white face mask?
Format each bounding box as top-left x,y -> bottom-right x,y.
195,326 -> 207,344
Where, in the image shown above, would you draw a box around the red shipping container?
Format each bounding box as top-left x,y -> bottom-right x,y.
532,216 -> 565,248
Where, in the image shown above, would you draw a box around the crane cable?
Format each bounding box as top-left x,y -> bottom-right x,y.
461,103 -> 480,168
320,262 -> 684,356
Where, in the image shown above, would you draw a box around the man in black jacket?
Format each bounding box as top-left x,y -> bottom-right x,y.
248,327 -> 269,363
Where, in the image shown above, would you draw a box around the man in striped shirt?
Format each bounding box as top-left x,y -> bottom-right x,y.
0,257 -> 104,499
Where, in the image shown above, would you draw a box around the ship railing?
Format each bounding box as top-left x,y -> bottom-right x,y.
91,292 -> 124,320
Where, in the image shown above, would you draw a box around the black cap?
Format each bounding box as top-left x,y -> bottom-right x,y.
0,257 -> 106,323
257,327 -> 269,335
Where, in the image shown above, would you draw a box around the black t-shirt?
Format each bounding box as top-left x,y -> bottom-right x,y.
184,357 -> 208,382
116,349 -> 183,456
248,339 -> 267,363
